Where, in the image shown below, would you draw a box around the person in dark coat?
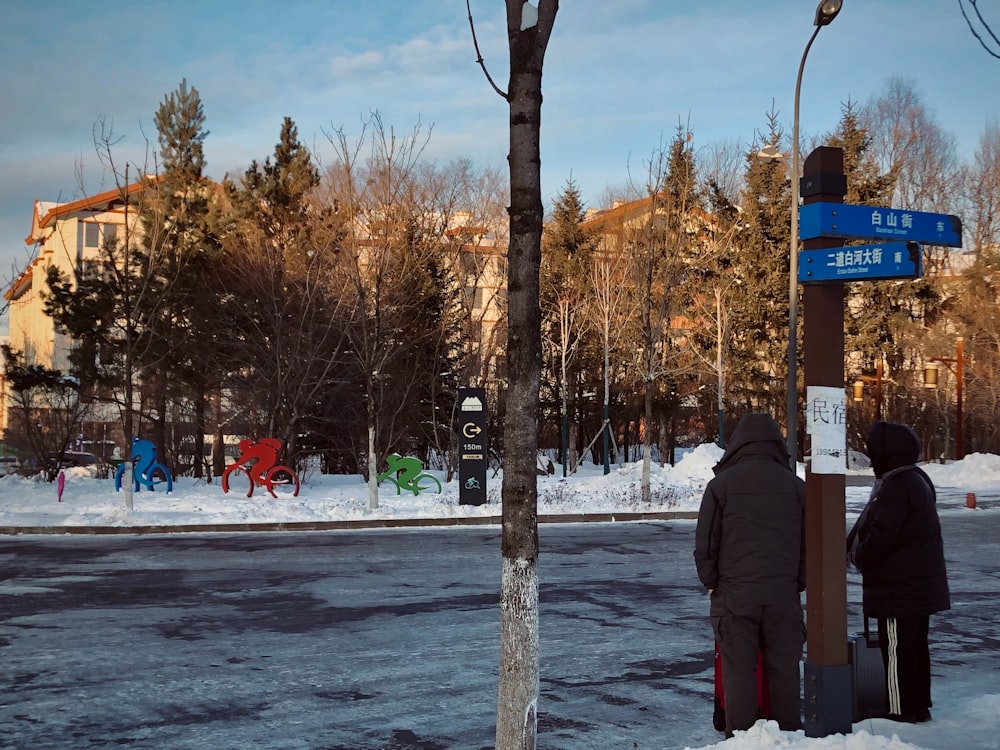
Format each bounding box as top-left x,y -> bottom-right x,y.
847,421 -> 950,723
694,413 -> 806,737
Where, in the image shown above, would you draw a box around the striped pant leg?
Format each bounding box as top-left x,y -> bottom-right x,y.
878,615 -> 931,717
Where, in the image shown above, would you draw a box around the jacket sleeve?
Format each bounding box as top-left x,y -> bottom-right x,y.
693,481 -> 722,589
853,484 -> 908,572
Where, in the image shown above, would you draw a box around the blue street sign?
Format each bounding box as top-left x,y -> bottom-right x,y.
799,202 -> 962,248
799,241 -> 922,284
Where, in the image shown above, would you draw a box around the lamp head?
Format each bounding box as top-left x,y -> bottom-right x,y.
923,362 -> 940,389
814,0 -> 843,26
757,144 -> 784,161
852,381 -> 864,402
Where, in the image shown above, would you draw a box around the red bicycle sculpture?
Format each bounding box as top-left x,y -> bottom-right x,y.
221,438 -> 300,498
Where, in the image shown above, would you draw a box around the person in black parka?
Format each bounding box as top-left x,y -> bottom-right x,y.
848,420 -> 950,723
694,413 -> 806,737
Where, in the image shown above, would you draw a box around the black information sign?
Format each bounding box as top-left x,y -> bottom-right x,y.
458,387 -> 488,506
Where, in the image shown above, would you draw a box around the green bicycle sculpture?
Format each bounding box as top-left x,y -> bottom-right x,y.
376,453 -> 442,496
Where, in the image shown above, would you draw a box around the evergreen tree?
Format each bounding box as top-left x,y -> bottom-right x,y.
540,180 -> 597,472
230,117 -> 320,270
826,99 -> 896,207
392,236 -> 465,461
213,117 -> 353,469
141,79 -> 220,472
688,177 -> 743,443
654,124 -> 704,463
726,113 -> 792,421
154,79 -> 207,182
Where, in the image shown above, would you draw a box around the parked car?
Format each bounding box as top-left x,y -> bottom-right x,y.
0,456 -> 21,477
61,451 -> 98,467
43,451 -> 99,469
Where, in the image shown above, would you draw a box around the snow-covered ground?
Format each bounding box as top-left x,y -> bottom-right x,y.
2,443 -> 999,529
0,444 -> 730,529
3,444 -> 999,749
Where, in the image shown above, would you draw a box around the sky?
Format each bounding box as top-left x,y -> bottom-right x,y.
1,0 -> 998,333
2,445 -> 999,748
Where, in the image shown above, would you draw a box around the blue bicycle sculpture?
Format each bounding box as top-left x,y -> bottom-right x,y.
115,436 -> 173,493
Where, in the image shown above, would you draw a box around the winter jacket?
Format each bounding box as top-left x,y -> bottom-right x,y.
850,421 -> 950,618
694,414 -> 806,604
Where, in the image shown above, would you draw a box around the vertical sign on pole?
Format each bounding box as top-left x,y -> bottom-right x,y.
806,386 -> 848,474
458,387 -> 488,506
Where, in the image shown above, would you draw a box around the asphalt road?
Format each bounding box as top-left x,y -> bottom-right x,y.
1,502 -> 997,750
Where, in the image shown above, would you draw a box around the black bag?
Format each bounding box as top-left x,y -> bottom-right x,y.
848,618 -> 886,722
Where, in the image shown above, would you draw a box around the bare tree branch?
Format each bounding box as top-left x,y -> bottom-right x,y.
959,0 -> 1000,58
466,0 -> 509,100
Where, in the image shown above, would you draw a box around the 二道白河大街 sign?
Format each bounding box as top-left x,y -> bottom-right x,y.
799,241 -> 921,284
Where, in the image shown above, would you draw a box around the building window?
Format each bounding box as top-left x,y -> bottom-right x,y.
84,223 -> 100,248
465,287 -> 485,310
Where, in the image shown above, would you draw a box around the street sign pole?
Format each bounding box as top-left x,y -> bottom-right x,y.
792,149 -> 962,738
800,146 -> 853,737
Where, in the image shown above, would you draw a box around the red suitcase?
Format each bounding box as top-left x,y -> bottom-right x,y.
713,642 -> 771,732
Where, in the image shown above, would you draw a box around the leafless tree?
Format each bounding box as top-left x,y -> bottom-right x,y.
950,122 -> 1000,453
961,121 -> 1000,260
468,1 -> 558,747
585,250 -> 636,472
627,129 -> 706,499
323,113 -> 458,508
862,77 -> 962,212
699,138 -> 746,206
1,344 -> 93,480
439,160 -> 511,478
40,118 -> 200,507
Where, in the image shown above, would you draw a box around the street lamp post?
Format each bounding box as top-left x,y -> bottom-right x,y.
851,359 -> 884,421
788,0 -> 843,468
924,337 -> 966,459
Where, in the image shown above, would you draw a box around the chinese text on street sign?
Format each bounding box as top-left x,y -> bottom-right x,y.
799,202 -> 962,248
799,241 -> 921,283
806,386 -> 847,475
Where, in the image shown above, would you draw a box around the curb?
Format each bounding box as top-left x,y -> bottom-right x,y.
0,511 -> 699,536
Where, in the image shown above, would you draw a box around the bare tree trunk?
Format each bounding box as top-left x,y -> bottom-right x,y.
642,379 -> 653,503
193,381 -> 206,479
569,418 -> 579,472
367,413 -> 378,510
491,3 -> 557,748
211,389 -> 225,479
659,416 -> 668,468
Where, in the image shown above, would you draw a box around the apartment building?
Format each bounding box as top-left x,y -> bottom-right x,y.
6,182 -> 145,372
2,183 -> 147,445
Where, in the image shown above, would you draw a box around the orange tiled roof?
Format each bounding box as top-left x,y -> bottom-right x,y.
24,179 -> 154,245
